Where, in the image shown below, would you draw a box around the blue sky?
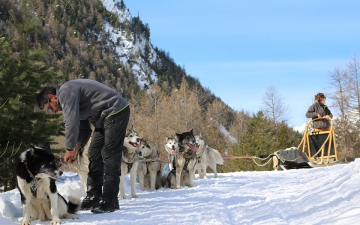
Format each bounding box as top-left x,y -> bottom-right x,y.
124,0 -> 360,128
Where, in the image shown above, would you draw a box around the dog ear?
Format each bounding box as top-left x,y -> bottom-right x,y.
30,146 -> 36,156
174,134 -> 179,141
199,132 -> 202,138
166,137 -> 169,141
189,129 -> 193,135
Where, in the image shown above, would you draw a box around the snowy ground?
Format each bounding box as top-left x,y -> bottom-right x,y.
1,160 -> 360,225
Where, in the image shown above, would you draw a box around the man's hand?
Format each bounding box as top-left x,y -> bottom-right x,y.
64,145 -> 81,164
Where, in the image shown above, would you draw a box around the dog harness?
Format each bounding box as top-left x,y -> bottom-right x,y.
139,151 -> 160,174
175,146 -> 197,173
23,161 -> 40,197
121,147 -> 137,173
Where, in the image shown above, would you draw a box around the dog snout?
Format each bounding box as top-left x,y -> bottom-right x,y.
57,170 -> 63,177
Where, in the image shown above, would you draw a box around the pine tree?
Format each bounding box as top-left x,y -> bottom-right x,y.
226,111 -> 275,172
0,0 -> 64,191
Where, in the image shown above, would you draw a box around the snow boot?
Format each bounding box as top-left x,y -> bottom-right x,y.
81,194 -> 101,210
91,199 -> 119,214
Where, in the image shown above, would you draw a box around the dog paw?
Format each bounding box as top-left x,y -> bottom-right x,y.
118,194 -> 126,199
132,194 -> 138,198
21,221 -> 31,225
64,213 -> 78,220
50,218 -> 61,225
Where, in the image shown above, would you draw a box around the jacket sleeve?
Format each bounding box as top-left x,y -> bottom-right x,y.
59,86 -> 80,150
77,120 -> 92,149
325,106 -> 333,118
306,104 -> 318,119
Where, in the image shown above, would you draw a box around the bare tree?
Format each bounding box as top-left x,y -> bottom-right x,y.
328,66 -> 352,160
229,110 -> 250,140
328,66 -> 350,120
206,99 -> 228,126
347,55 -> 360,116
260,85 -> 289,125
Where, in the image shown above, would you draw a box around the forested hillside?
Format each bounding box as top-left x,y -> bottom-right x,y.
0,0 -> 303,191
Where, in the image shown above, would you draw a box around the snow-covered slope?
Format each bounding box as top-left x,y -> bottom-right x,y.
1,159 -> 360,225
101,0 -> 158,89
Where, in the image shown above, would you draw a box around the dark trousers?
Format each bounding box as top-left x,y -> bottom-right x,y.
86,106 -> 130,203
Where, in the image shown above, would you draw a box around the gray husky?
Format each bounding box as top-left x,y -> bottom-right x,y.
164,129 -> 198,189
137,138 -> 162,190
119,127 -> 140,199
194,134 -> 224,179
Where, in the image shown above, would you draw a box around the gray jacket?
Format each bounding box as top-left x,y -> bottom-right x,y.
306,102 -> 333,129
57,79 -> 129,150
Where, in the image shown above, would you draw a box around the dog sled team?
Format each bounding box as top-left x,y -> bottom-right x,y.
16,126 -> 224,225
75,126 -> 224,195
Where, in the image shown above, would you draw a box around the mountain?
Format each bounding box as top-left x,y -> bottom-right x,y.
1,0 -> 202,94
0,0 -> 303,185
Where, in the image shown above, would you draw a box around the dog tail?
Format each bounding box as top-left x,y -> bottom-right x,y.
67,195 -> 81,214
209,148 -> 224,165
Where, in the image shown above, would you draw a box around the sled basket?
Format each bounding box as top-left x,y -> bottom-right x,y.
274,148 -> 314,170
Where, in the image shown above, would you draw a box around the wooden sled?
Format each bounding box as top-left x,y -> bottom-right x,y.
298,118 -> 338,165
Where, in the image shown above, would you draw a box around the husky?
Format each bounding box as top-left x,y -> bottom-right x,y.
72,139 -> 91,192
16,146 -> 80,225
137,138 -> 162,190
119,127 -> 140,199
194,134 -> 224,179
73,126 -> 140,199
164,129 -> 198,189
164,136 -> 178,172
163,136 -> 187,188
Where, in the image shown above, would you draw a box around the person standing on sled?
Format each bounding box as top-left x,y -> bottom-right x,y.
306,92 -> 333,132
36,79 -> 130,214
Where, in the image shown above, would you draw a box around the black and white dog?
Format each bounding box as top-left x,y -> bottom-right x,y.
164,129 -> 198,189
16,146 -> 80,225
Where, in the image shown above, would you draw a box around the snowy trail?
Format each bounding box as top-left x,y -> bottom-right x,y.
1,160 -> 360,225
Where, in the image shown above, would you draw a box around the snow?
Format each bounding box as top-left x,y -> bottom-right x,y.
293,122 -> 306,133
1,159 -> 360,225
